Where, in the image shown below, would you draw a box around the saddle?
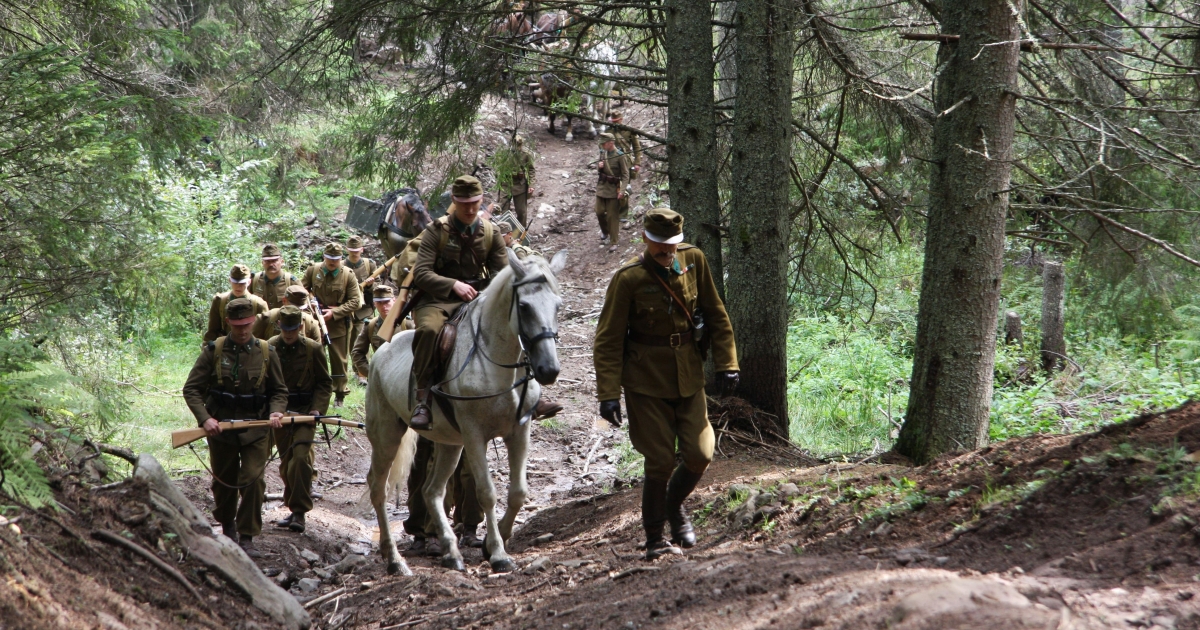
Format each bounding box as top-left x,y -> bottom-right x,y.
433,304 -> 471,381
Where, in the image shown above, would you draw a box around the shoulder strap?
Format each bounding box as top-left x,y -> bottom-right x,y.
481,220 -> 494,255
639,254 -> 695,328
255,339 -> 269,389
300,340 -> 313,388
214,336 -> 226,387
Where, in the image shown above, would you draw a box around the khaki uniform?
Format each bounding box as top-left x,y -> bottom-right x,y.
595,149 -> 630,245
254,307 -> 321,343
269,335 -> 332,516
593,245 -> 738,480
203,292 -> 270,343
410,216 -> 507,386
351,316 -> 389,377
250,272 -> 301,310
182,337 -> 288,537
302,264 -> 363,395
505,148 -> 535,228
612,128 -> 642,172
346,258 -> 377,353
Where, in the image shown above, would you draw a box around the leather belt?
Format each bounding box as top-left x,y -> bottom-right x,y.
628,330 -> 693,348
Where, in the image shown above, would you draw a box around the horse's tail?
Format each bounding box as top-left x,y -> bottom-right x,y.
357,427 -> 419,511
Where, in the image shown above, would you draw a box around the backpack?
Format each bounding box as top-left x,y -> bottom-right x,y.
396,216 -> 495,278
213,337 -> 270,389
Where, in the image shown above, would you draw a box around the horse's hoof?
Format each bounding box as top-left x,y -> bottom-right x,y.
441,555 -> 466,572
490,558 -> 517,574
387,560 -> 412,576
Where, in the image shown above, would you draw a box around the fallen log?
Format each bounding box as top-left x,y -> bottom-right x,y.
133,454 -> 311,630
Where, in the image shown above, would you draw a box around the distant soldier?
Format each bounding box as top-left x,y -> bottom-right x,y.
254,285 -> 323,343
608,110 -> 641,180
594,133 -> 630,253
251,243 -> 301,310
182,298 -> 288,558
204,264 -> 271,343
502,136 -> 536,229
269,306 -> 333,534
351,284 -> 398,380
344,236 -> 377,359
303,243 -> 364,407
593,209 -> 739,560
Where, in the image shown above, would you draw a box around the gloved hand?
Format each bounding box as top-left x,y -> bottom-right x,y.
716,371 -> 740,396
599,400 -> 623,427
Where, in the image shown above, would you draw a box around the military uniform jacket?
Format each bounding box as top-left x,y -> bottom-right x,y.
345,258 -> 377,321
593,244 -> 738,400
412,216 -> 508,315
204,292 -> 271,343
254,308 -> 321,343
351,317 -> 389,377
613,129 -> 642,166
507,149 -> 535,196
596,149 -> 630,199
250,272 -> 300,310
302,264 -> 363,339
268,335 -> 333,414
182,337 -> 288,444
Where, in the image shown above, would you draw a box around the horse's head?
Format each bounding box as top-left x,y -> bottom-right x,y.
507,248 -> 568,385
401,190 -> 432,235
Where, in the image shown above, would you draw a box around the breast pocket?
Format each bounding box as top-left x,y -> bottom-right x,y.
634,292 -> 665,318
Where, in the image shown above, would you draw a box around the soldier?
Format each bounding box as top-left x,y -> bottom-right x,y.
594,133 -> 630,254
351,284 -> 398,379
344,235 -> 377,360
204,264 -> 271,343
608,110 -> 641,180
255,285 -> 323,343
269,306 -> 333,534
502,136 -> 536,229
182,298 -> 288,558
251,243 -> 301,310
409,175 -> 507,430
302,243 -> 363,407
592,209 -> 739,560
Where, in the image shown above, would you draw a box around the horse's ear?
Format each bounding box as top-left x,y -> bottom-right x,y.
549,249 -> 568,276
507,248 -> 527,279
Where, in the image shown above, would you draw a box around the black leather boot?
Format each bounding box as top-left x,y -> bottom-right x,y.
221,521 -> 239,542
666,465 -> 704,548
275,513 -> 293,529
288,511 -> 306,533
410,388 -> 432,430
642,477 -> 681,560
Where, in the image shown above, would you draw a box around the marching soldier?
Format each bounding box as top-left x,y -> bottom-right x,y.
251,243 -> 301,310
183,298 -> 288,558
592,209 -> 739,560
594,133 -> 630,254
344,236 -> 377,359
351,284 -> 398,379
269,306 -> 333,534
204,264 -> 271,343
254,285 -> 323,343
409,175 -> 507,430
502,136 -> 536,229
303,243 -> 363,407
608,110 -> 641,180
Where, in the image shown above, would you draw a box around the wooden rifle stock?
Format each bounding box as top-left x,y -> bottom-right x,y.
310,297 -> 333,346
171,414 -> 364,449
360,253 -> 402,289
378,268 -> 416,342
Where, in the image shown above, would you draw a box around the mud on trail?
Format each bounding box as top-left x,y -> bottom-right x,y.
6,100 -> 1200,630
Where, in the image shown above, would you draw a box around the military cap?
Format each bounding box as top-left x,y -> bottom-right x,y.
451,175 -> 484,202
513,135 -> 525,146
608,109 -> 624,120
644,208 -> 684,244
346,235 -> 364,252
226,298 -> 258,325
323,242 -> 343,260
598,132 -> 616,145
230,264 -> 252,284
261,243 -> 282,260
277,305 -> 303,331
496,221 -> 514,234
372,284 -> 395,301
285,284 -> 310,307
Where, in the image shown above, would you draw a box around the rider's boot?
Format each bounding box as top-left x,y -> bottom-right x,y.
534,399 -> 563,419
410,388 -> 432,430
666,464 -> 704,548
642,477 -> 681,561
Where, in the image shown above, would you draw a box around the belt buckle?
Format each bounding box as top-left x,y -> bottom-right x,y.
669,333 -> 682,348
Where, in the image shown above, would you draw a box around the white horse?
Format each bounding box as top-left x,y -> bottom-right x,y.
364,249 -> 568,575
577,42 -> 617,140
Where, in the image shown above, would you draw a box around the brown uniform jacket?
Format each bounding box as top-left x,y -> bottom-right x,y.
507,149 -> 535,196
250,272 -> 301,310
302,264 -> 363,338
351,317 -> 389,377
412,216 -> 508,314
345,258 -> 377,321
182,337 -> 289,444
268,335 -> 333,414
593,244 -> 738,401
254,308 -> 321,343
203,292 -> 271,343
612,129 -> 642,166
596,149 -> 630,199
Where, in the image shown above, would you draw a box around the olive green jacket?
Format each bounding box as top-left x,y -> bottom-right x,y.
268,335 -> 333,414
254,308 -> 321,344
302,263 -> 363,338
345,257 -> 377,321
351,317 -> 389,377
613,129 -> 642,166
595,149 -> 630,199
506,149 -> 535,196
203,292 -> 271,343
250,271 -> 301,310
182,337 -> 289,445
593,244 -> 738,401
411,216 -> 507,315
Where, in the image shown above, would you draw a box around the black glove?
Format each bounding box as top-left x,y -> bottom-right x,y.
599,400 -> 623,427
716,371 -> 740,396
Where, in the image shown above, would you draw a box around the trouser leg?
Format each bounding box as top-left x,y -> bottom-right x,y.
235,433 -> 270,538
411,307 -> 449,386
404,436 -> 435,537
274,424 -> 316,515
594,197 -> 620,244
328,334 -> 351,396
209,437 -> 241,527
513,192 -> 528,228
451,458 -> 483,531
350,319 -> 365,370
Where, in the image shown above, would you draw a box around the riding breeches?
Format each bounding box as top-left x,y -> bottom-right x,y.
626,389 -> 713,482
208,430 -> 271,537
412,306 -> 449,389
595,196 -> 621,245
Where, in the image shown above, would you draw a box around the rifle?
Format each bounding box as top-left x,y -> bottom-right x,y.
360,253 -> 402,289
171,414 -> 364,449
378,268 -> 415,342
310,296 -> 333,347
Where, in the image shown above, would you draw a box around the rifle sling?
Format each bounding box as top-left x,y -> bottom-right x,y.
639,254 -> 695,329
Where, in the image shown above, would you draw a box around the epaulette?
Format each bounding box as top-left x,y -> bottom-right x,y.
678,243 -> 697,251
615,257 -> 642,274
205,341 -> 215,350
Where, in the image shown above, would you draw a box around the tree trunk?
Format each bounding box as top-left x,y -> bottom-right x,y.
895,0 -> 1019,463
1004,311 -> 1023,347
664,0 -> 722,297
716,0 -> 737,107
726,0 -> 793,434
1040,261 -> 1066,371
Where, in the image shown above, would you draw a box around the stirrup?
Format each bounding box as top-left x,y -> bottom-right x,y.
410,404 -> 432,430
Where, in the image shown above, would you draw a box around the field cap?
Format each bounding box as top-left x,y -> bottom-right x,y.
346,236 -> 364,252
451,175 -> 484,203
496,221 -> 513,234
230,264 -> 252,284
225,298 -> 257,326
644,208 -> 684,245
373,285 -> 395,301
323,243 -> 343,260
285,285 -> 310,307
598,132 -> 615,145
261,243 -> 282,260
278,305 -> 303,331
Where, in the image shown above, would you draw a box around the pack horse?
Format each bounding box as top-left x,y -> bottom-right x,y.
364,249 -> 568,574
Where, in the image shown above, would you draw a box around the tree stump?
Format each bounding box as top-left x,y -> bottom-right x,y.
1041,261 -> 1066,372
1004,311 -> 1023,347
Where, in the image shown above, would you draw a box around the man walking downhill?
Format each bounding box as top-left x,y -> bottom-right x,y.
303,243 -> 363,407
594,133 -> 630,254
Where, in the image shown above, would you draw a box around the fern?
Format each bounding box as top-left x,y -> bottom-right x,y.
0,339 -> 65,508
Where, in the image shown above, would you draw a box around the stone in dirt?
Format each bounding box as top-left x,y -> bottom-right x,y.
300,548 -> 321,564
891,577 -> 1055,627
534,533 -> 554,544
524,557 -> 551,574
330,553 -> 367,574
296,578 -> 321,593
